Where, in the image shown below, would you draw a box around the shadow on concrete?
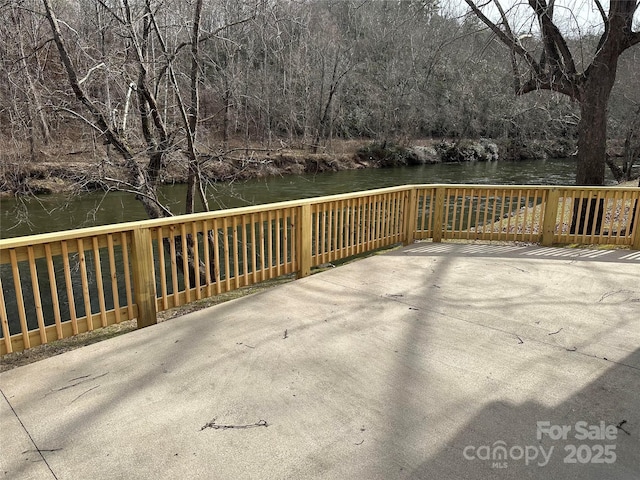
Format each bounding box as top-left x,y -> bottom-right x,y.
406,347 -> 640,480
2,245 -> 639,479
390,242 -> 640,264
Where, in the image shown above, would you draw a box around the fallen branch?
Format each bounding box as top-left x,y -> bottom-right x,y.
200,419 -> 268,431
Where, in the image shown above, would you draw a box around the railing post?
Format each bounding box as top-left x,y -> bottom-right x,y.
403,187 -> 418,246
297,204 -> 312,278
432,187 -> 445,243
542,188 -> 560,246
130,227 -> 157,328
632,196 -> 640,251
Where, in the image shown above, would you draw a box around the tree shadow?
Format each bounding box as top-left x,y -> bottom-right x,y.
406,347 -> 640,480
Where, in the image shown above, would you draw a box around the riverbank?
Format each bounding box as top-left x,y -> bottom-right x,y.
0,137 -> 630,198
0,151 -> 364,198
0,146 -> 372,198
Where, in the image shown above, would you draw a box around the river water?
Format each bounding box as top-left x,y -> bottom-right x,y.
0,157 -> 609,240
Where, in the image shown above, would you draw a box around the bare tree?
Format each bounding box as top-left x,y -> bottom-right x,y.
463,0 -> 640,186
0,3 -> 52,163
42,0 -> 171,219
4,0 -> 637,195
40,0 -> 257,282
464,0 -> 639,233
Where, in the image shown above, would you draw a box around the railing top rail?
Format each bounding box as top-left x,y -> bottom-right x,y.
0,184 -> 412,249
1,183 -> 638,250
427,184 -> 640,191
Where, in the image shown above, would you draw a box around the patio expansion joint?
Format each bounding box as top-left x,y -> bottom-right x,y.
1,387 -> 60,480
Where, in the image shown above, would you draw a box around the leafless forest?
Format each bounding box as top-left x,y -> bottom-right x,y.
1,1 -> 638,203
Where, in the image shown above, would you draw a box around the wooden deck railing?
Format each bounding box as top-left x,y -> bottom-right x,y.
1,184 -> 638,355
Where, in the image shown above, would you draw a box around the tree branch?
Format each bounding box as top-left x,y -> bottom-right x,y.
102,178 -> 174,216
173,13 -> 257,57
492,0 -> 523,93
77,62 -> 105,85
593,0 -> 607,25
55,107 -> 102,133
42,0 -> 132,160
463,0 -> 541,75
520,77 -> 579,98
93,0 -> 126,26
529,0 -> 577,75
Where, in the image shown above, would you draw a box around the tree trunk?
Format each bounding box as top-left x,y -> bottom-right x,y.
14,7 -> 51,147
570,69 -> 615,234
605,156 -> 626,182
223,81 -> 231,148
575,92 -> 610,186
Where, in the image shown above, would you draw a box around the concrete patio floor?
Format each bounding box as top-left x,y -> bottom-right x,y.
1,243 -> 639,479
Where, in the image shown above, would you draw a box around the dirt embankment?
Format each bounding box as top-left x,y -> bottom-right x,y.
0,150 -> 371,198
1,138 -> 440,197
0,137 -> 629,198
